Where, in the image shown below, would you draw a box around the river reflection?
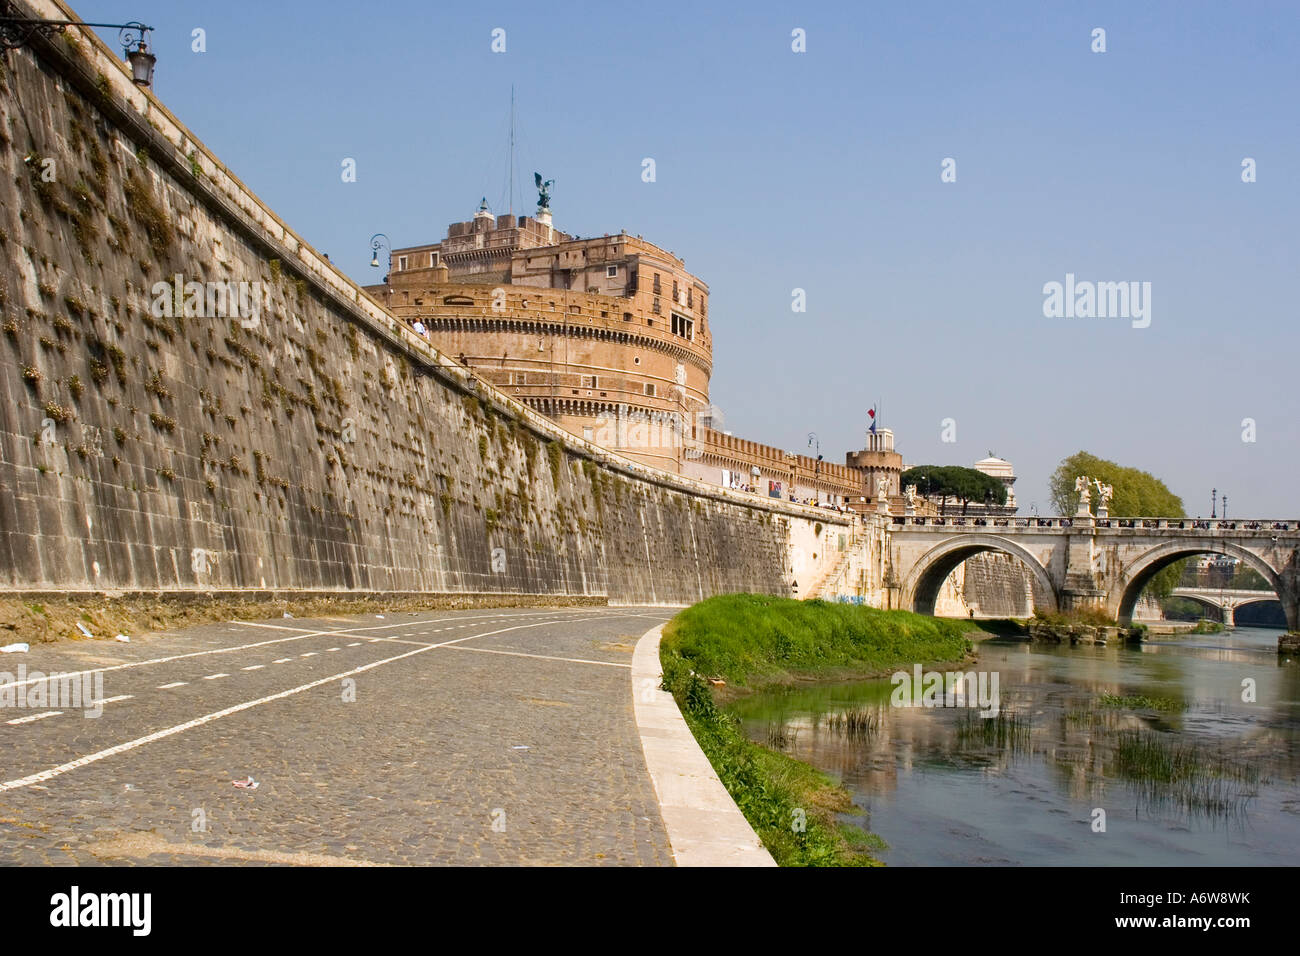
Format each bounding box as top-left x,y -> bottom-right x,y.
733,627 -> 1300,865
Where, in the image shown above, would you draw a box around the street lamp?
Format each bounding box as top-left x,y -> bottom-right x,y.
123,26 -> 154,86
0,12 -> 156,86
369,233 -> 390,269
1222,494 -> 1227,520
807,432 -> 823,503
1211,487 -> 1217,519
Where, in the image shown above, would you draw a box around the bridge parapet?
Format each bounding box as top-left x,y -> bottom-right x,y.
891,516 -> 1300,535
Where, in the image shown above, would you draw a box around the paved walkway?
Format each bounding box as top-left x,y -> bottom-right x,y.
0,606 -> 675,865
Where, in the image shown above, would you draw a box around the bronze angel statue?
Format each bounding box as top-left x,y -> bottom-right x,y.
534,172 -> 554,210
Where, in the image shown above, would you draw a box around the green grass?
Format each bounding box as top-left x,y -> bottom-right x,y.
1032,607 -> 1117,628
660,594 -> 974,866
1111,729 -> 1263,816
1098,693 -> 1184,712
666,663 -> 880,866
663,594 -> 974,689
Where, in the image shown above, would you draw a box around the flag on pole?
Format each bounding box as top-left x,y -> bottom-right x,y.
868,407 -> 877,436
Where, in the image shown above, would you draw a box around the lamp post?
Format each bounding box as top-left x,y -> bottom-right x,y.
1211,487 -> 1217,519
806,432 -> 822,502
0,11 -> 155,86
369,233 -> 390,270
1222,494 -> 1227,520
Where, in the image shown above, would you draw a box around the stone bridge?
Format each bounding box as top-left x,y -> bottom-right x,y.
886,515 -> 1300,630
1167,587 -> 1281,627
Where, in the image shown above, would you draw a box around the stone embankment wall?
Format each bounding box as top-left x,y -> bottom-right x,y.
0,0 -> 849,604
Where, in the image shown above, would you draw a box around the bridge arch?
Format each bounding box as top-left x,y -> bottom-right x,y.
1109,541 -> 1288,627
1174,591 -> 1281,612
1172,593 -> 1226,617
900,534 -> 1059,617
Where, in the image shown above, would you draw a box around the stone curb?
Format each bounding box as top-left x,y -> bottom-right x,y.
631,624 -> 776,867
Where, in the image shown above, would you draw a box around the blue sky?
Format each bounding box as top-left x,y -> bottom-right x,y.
78,0 -> 1300,516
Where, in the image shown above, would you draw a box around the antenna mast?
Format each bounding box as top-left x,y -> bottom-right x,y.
508,85 -> 515,217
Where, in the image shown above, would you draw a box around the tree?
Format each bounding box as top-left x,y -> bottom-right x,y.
1230,564 -> 1271,591
1049,451 -> 1186,597
901,465 -> 1007,515
1049,451 -> 1184,518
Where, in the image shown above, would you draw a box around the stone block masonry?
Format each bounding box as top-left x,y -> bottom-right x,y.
0,0 -> 849,605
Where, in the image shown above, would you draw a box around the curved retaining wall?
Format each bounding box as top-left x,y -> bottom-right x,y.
0,0 -> 850,603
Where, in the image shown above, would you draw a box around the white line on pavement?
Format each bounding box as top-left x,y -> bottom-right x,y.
7,711 -> 62,725
241,665 -> 265,671
0,616 -> 604,793
92,695 -> 133,705
0,615 -> 463,693
439,645 -> 631,668
203,674 -> 228,680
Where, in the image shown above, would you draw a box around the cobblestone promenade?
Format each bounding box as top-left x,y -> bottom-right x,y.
0,606 -> 676,866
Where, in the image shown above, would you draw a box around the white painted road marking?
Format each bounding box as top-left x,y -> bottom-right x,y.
7,711 -> 62,725
0,614 -> 475,693
203,673 -> 228,680
0,617 -> 602,793
241,665 -> 265,671
440,645 -> 632,668
157,682 -> 187,689
92,695 -> 133,705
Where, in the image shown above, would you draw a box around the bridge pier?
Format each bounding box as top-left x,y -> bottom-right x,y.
1062,588 -> 1106,614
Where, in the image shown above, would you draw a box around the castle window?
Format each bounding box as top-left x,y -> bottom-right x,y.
671,313 -> 694,340
653,273 -> 661,293
652,297 -> 660,315
644,383 -> 656,396
397,255 -> 408,271
606,265 -> 617,278
430,252 -> 437,267
623,312 -> 633,322
582,375 -> 597,388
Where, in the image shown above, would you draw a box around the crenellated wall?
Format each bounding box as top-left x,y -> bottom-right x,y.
0,0 -> 850,605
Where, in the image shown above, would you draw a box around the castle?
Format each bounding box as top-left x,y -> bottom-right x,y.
364,195 -> 942,513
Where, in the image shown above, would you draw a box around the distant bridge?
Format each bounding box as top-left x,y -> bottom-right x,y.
885,515 -> 1300,630
1168,587 -> 1281,627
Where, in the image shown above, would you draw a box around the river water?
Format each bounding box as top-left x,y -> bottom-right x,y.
733,626 -> 1300,865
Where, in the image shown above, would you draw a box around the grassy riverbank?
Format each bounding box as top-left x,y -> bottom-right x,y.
659,594 -> 976,866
